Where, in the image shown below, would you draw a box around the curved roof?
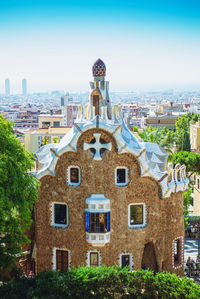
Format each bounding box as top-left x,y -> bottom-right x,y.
92,59 -> 106,77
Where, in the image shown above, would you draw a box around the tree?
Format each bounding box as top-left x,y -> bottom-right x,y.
169,151 -> 200,178
0,115 -> 39,273
138,126 -> 176,153
175,112 -> 199,151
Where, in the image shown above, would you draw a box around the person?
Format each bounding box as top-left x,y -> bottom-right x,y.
187,224 -> 191,238
28,270 -> 35,279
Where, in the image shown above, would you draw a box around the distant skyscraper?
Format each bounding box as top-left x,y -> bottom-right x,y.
22,78 -> 27,95
5,78 -> 10,96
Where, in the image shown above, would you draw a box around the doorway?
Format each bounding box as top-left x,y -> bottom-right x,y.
141,242 -> 158,272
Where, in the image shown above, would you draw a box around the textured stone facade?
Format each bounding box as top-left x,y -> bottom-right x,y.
33,128 -> 184,275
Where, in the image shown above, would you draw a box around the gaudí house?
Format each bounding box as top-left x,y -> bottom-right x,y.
21,59 -> 188,276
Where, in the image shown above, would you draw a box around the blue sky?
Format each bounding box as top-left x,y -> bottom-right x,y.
0,0 -> 200,93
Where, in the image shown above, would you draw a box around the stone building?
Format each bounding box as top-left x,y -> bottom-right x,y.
190,119 -> 200,153
24,59 -> 188,276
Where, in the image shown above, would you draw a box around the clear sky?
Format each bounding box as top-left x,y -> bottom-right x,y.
0,0 -> 200,93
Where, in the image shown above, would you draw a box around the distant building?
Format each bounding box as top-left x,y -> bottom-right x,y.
24,113 -> 66,153
141,114 -> 178,130
61,93 -> 79,127
22,78 -> 27,95
190,120 -> 200,153
192,174 -> 200,216
5,78 -> 10,96
38,114 -> 64,129
24,126 -> 71,153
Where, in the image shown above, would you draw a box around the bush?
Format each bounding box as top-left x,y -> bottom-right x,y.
1,267 -> 200,298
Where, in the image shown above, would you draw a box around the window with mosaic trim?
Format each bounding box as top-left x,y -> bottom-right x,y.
115,167 -> 129,186
70,167 -> 79,183
129,205 -> 143,225
54,203 -> 67,226
121,255 -> 130,268
68,166 -> 81,186
90,252 -> 99,267
56,250 -> 69,272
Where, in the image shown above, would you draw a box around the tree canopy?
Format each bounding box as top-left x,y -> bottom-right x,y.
137,126 -> 176,153
169,151 -> 200,177
137,112 -> 200,152
0,114 -> 39,273
175,112 -> 199,151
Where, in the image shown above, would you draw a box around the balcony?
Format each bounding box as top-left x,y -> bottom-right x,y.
86,232 -> 110,247
85,194 -> 110,246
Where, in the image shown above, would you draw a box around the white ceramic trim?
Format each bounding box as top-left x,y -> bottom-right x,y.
172,236 -> 184,269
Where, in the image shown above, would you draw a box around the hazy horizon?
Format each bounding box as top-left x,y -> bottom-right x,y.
0,0 -> 200,94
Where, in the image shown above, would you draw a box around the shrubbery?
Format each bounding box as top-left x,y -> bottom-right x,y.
1,267 -> 200,298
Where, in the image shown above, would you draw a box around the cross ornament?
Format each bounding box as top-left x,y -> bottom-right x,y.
83,133 -> 112,160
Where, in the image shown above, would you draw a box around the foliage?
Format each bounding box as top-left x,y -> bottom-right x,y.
169,151 -> 200,177
188,216 -> 200,224
175,112 -> 199,151
138,126 -> 176,153
138,113 -> 199,152
0,114 -> 39,274
52,137 -> 59,143
184,187 -> 193,227
132,126 -> 138,132
1,267 -> 200,299
42,136 -> 49,145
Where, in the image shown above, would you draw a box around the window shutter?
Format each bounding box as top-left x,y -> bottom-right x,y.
85,212 -> 90,232
107,212 -> 110,231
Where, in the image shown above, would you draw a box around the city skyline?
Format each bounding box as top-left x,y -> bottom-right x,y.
0,0 -> 200,93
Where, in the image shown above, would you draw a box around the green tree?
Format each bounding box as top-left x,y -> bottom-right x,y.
175,112 -> 199,151
138,126 -> 176,153
169,151 -> 200,178
0,115 -> 39,274
184,187 -> 193,227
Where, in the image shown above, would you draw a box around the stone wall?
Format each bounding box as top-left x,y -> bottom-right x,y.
34,128 -> 184,275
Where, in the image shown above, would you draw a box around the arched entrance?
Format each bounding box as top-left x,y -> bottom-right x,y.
141,242 -> 158,272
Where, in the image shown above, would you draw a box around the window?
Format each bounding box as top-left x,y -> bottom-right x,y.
68,166 -> 81,186
121,255 -> 130,268
173,239 -> 182,267
42,121 -> 50,128
53,121 -> 60,127
90,252 -> 99,267
52,203 -> 68,228
85,212 -> 110,233
118,252 -> 134,270
128,204 -> 146,228
115,167 -> 129,186
87,250 -> 101,267
56,250 -> 69,272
